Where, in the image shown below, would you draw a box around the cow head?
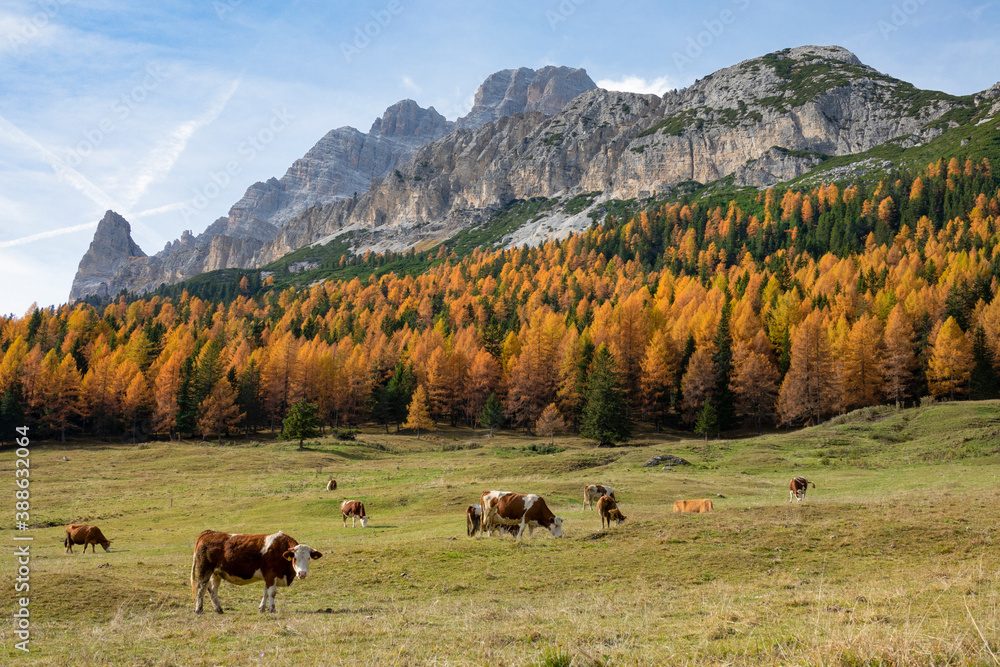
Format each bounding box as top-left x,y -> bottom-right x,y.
359,515 -> 369,528
549,516 -> 563,538
101,539 -> 112,552
283,544 -> 322,579
611,509 -> 626,525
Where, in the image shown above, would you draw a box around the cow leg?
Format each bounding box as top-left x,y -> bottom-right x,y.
516,520 -> 526,541
207,574 -> 223,614
259,577 -> 277,613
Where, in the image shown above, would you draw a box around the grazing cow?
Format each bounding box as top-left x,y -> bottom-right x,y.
673,499 -> 713,513
483,492 -> 563,540
326,479 -> 337,491
64,524 -> 111,554
583,484 -> 615,509
190,530 -> 321,614
789,476 -> 815,502
596,495 -> 626,529
341,500 -> 368,527
466,504 -> 483,537
479,490 -> 514,534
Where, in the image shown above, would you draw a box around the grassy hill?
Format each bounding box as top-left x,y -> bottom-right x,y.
3,400 -> 1000,665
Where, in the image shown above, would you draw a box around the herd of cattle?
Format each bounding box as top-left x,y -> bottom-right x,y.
61,475 -> 817,613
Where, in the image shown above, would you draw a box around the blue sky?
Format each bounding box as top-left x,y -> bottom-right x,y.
0,0 -> 997,316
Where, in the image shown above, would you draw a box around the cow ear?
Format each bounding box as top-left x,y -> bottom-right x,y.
282,550 -> 294,561
310,550 -> 323,560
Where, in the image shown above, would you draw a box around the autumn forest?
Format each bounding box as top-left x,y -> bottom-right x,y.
3,156 -> 1000,445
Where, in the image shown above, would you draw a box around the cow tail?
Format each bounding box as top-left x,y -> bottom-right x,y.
811,481 -> 816,489
190,551 -> 198,597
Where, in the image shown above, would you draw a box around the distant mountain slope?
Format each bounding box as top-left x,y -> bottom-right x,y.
250,45 -> 988,265
71,46 -> 998,301
68,66 -> 597,301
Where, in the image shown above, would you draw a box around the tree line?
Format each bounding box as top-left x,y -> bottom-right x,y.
1,157 -> 999,444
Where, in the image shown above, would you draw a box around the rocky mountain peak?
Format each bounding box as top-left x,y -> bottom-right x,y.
69,211 -> 146,301
369,99 -> 452,139
456,65 -> 596,129
785,45 -> 861,66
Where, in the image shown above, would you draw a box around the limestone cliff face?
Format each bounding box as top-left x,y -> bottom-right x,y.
72,46 -> 989,298
456,66 -> 597,129
68,211 -> 146,301
70,67 -> 595,300
252,45 -> 973,263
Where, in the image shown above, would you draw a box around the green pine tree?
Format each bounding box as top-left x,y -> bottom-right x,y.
580,346 -> 631,447
281,400 -> 321,450
694,398 -> 718,441
712,299 -> 736,431
480,392 -> 504,437
175,355 -> 197,437
0,383 -> 26,446
970,326 -> 998,399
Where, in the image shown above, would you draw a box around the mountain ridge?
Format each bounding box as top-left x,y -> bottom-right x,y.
69,65 -> 596,301
70,45 -> 993,301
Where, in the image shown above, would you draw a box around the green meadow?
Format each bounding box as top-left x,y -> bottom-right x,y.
4,400 -> 1000,666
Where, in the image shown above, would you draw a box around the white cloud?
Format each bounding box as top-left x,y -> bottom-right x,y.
401,75 -> 421,94
596,75 -> 674,95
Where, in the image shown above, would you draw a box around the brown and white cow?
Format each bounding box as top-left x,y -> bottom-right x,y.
64,524 -> 111,554
341,500 -> 368,527
483,492 -> 563,540
596,495 -> 626,529
789,476 -> 815,502
479,490 -> 514,534
190,530 -> 322,614
466,504 -> 482,537
583,484 -> 615,509
673,499 -> 713,513
326,479 -> 337,491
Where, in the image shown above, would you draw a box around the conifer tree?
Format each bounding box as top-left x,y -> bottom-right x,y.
970,326 -> 998,399
280,400 -> 320,450
404,385 -> 435,439
693,398 -> 718,440
480,392 -> 504,436
927,317 -> 974,399
712,300 -> 736,430
581,346 -> 631,447
197,378 -> 244,444
0,383 -> 25,446
535,403 -> 565,446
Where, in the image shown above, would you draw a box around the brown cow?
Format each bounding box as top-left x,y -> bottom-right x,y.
483,492 -> 563,540
673,499 -> 713,513
467,504 -> 482,537
583,484 -> 615,509
789,476 -> 815,502
326,479 -> 337,491
597,495 -> 626,529
190,530 -> 321,614
64,524 -> 111,554
341,500 -> 368,527
479,490 -> 514,533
